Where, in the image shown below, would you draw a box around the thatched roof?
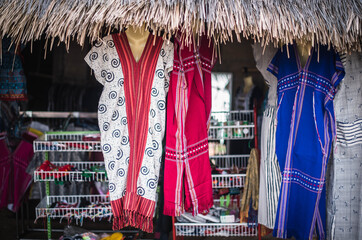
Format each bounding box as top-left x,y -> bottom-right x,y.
0,0 -> 361,52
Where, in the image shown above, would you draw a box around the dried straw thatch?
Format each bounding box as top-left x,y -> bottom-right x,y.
0,0 -> 361,52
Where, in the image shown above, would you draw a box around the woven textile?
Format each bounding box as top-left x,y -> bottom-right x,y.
327,52 -> 362,240
253,43 -> 281,229
164,34 -> 215,217
268,44 -> 344,239
85,33 -> 173,232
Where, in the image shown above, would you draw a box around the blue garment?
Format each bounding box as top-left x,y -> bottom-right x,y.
0,37 -> 27,101
268,44 -> 344,240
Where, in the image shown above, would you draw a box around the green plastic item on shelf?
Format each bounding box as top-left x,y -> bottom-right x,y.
82,169 -> 93,178
220,194 -> 231,208
229,187 -> 240,195
226,121 -> 234,138
220,195 -> 225,207
82,166 -> 108,180
91,165 -> 108,178
225,194 -> 231,207
55,179 -> 65,185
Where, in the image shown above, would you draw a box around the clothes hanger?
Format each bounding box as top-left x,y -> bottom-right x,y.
62,113 -> 73,131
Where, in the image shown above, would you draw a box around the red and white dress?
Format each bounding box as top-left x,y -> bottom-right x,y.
164,34 -> 216,217
85,33 -> 173,232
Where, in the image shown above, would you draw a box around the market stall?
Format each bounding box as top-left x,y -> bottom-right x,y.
0,1 -> 361,240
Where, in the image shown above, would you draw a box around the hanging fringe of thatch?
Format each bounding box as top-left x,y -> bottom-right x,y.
0,0 -> 361,52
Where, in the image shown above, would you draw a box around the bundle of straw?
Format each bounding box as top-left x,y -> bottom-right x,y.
0,0 -> 360,52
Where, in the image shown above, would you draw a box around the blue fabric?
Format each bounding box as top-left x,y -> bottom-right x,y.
268,44 -> 344,240
0,37 -> 27,101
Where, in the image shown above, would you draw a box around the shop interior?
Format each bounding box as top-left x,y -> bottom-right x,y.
0,33 -> 269,240
0,24 -> 360,240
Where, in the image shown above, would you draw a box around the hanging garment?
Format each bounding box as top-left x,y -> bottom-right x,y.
85,33 -> 174,232
0,135 -> 11,208
327,52 -> 362,240
163,34 -> 215,216
12,132 -> 36,212
253,43 -> 281,229
268,44 -> 345,239
259,106 -> 280,228
240,148 -> 259,223
0,37 -> 27,101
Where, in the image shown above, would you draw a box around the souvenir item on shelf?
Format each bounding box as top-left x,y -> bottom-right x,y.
36,160 -> 75,180
84,30 -> 174,232
164,33 -> 215,217
268,43 -> 345,239
327,52 -> 362,240
0,37 -> 28,101
100,232 -> 124,240
35,192 -> 112,226
253,42 -> 281,229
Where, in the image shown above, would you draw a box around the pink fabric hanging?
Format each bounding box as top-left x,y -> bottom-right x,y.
164,33 -> 216,216
0,135 -> 11,209
12,132 -> 36,212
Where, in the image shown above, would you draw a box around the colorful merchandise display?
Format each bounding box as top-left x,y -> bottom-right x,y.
268,44 -> 345,239
84,33 -> 174,232
163,33 -> 215,217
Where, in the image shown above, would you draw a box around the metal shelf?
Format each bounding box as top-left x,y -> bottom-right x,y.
36,195 -> 111,221
174,223 -> 257,237
208,125 -> 254,140
32,112 -> 256,238
212,174 -> 246,188
43,131 -> 100,141
209,110 -> 255,140
211,110 -> 254,123
34,161 -> 107,182
33,131 -> 101,152
210,154 -> 249,170
33,141 -> 102,152
177,199 -> 241,224
209,111 -> 254,140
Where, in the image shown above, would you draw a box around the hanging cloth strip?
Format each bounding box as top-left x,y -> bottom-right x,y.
327,52 -> 362,240
110,33 -> 164,232
240,148 -> 259,223
164,33 -> 215,216
12,132 -> 36,212
0,135 -> 11,208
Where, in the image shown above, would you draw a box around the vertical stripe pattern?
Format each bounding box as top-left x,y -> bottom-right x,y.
259,106 -> 281,229
111,33 -> 163,233
164,33 -> 215,217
